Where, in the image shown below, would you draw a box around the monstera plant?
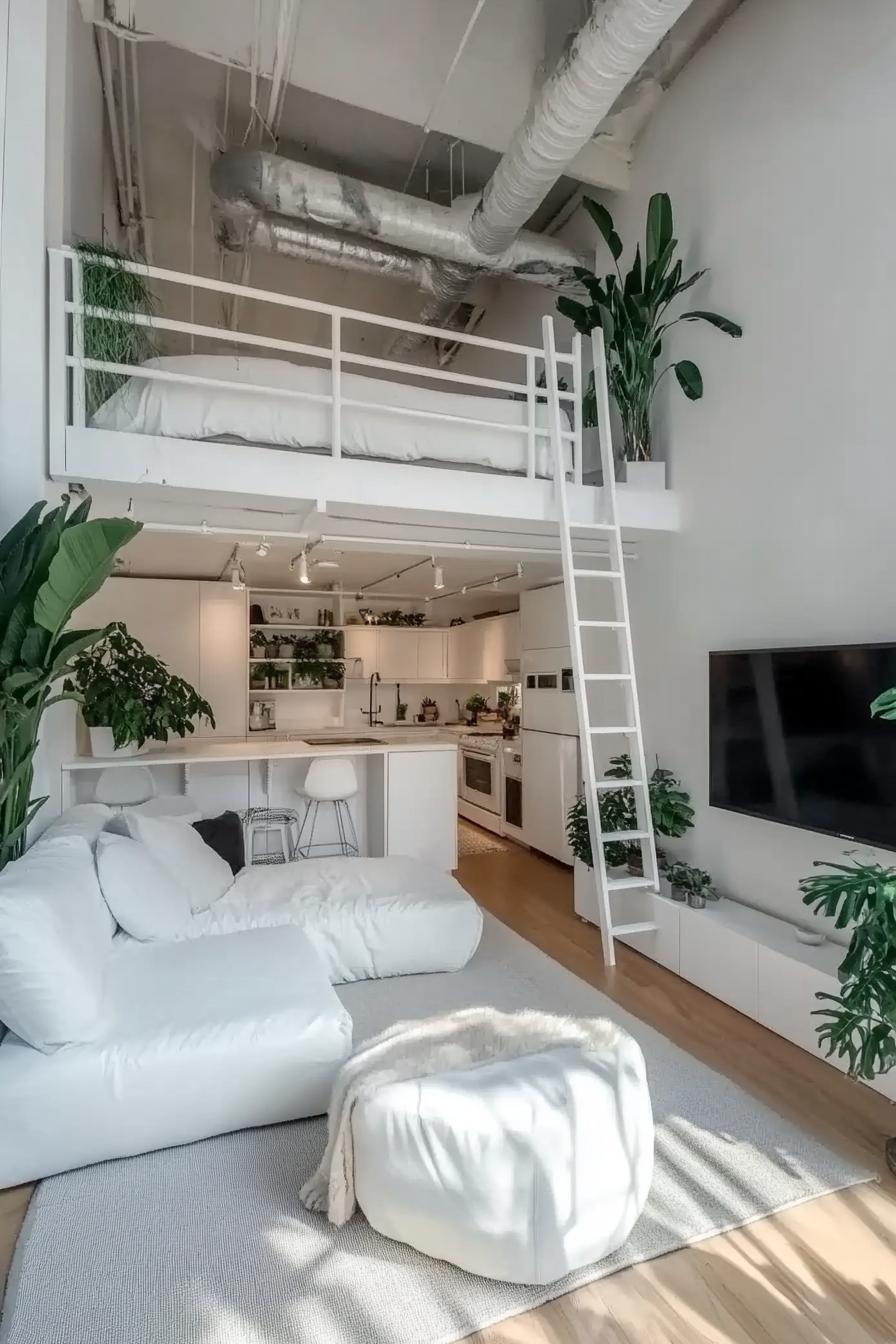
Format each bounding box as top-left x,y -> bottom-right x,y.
0,496 -> 141,868
798,685 -> 896,1174
557,192 -> 742,460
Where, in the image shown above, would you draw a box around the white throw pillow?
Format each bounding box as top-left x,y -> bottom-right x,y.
95,832 -> 195,941
127,812 -> 233,912
0,835 -> 112,1051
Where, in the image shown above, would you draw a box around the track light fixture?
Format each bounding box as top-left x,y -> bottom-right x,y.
432,558 -> 445,591
227,544 -> 246,591
290,549 -> 311,585
255,537 -> 270,557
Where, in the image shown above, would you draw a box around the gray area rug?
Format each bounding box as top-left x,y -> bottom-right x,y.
1,914 -> 872,1344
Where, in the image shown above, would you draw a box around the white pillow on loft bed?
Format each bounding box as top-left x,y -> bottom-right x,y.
90,354 -> 571,478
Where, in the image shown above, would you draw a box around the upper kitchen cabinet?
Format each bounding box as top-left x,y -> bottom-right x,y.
447,620 -> 481,682
481,612 -> 520,681
377,628 -> 422,681
521,586 -> 568,651
344,625 -> 379,678
417,629 -> 448,681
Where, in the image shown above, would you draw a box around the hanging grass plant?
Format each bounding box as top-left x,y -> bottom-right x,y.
75,241 -> 157,417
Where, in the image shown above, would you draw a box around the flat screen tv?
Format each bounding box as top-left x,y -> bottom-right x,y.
709,643 -> 896,849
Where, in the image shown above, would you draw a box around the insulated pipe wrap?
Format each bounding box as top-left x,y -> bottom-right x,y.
469,0 -> 695,256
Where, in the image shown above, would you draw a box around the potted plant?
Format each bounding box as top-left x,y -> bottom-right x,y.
249,665 -> 266,691
465,693 -> 489,725
321,661 -> 345,690
396,701 -> 408,722
316,631 -> 336,659
557,193 -> 742,485
257,660 -> 278,689
800,856 -> 896,1175
421,696 -> 439,723
250,633 -> 267,659
598,753 -> 694,873
277,635 -> 295,660
665,861 -> 717,908
0,495 -> 141,869
65,623 -> 215,757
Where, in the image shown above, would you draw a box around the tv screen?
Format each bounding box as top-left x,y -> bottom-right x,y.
709,643 -> 896,849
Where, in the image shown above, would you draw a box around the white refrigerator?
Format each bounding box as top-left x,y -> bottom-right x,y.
521,646 -> 579,866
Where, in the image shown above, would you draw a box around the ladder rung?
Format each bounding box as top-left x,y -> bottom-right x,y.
607,876 -> 656,892
601,830 -> 651,843
578,620 -> 626,629
583,673 -> 632,681
613,921 -> 658,936
590,726 -> 637,734
570,522 -> 617,532
596,777 -> 645,791
572,569 -> 621,579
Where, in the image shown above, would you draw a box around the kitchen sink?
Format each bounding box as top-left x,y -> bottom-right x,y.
301,736 -> 386,745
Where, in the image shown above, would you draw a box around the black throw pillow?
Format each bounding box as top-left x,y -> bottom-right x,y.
192,811 -> 245,876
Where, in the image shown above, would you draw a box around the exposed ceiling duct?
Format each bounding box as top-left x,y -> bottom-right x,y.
211,152 -> 586,290
211,0 -> 697,356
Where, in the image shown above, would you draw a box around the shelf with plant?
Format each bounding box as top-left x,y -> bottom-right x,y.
557,193 -> 742,468
665,862 -> 718,909
65,622 -> 215,756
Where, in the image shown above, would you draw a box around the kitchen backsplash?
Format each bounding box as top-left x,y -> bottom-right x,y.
342,682 -> 492,727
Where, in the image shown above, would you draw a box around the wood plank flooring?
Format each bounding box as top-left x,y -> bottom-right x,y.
1,838 -> 894,1342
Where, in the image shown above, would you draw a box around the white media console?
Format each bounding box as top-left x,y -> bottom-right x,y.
574,863 -> 896,1103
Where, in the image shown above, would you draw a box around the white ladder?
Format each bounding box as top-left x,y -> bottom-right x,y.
542,314 -> 659,968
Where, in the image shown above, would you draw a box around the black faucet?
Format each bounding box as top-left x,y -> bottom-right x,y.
363,671 -> 382,726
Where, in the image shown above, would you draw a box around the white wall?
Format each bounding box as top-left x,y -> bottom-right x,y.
617,0 -> 896,925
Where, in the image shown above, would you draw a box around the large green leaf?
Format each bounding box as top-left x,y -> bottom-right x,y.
645,193 -> 673,269
680,310 -> 743,337
871,687 -> 896,720
33,518 -> 141,639
556,296 -> 594,335
582,196 -> 623,262
674,360 -> 703,400
0,501 -> 45,567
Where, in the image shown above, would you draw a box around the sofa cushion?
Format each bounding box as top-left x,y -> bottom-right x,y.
0,924 -> 353,1187
192,811 -> 245,876
0,835 -> 113,1052
127,812 -> 233,911
96,833 -> 194,941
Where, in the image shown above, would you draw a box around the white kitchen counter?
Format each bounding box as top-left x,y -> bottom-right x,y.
61,734 -> 459,870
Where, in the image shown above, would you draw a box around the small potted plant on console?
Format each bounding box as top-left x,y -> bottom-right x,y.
665,861 -> 718,908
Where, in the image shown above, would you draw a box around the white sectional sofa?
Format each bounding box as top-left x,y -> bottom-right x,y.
0,805 -> 482,1189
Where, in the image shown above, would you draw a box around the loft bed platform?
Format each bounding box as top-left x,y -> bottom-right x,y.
48,247 -> 679,531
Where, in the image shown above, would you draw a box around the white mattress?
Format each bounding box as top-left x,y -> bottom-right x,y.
0,925 -> 352,1187
190,855 -> 484,983
90,354 -> 570,478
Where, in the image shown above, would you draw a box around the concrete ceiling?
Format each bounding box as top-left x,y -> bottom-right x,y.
84,0 -> 745,196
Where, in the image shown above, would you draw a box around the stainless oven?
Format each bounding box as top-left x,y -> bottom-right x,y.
459,738 -> 501,814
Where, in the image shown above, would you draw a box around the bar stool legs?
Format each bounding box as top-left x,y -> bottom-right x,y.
292,796 -> 359,859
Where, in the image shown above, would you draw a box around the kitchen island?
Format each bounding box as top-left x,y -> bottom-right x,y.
62,732 -> 458,871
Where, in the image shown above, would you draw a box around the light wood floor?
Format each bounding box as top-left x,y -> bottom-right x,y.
1,840 -> 894,1343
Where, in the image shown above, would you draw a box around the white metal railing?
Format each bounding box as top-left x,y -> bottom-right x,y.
48,246 -> 583,484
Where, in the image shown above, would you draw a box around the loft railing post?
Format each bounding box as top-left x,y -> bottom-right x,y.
48,250 -> 68,475
71,249 -> 86,428
571,331 -> 583,485
331,312 -> 342,460
526,352 -> 536,479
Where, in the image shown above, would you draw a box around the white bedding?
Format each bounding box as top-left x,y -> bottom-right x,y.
90,354 -> 570,478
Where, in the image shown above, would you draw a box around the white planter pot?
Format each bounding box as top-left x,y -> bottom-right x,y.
622,460 -> 666,491
88,727 -> 146,759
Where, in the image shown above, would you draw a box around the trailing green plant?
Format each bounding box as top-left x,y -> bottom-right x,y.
75,241 -> 156,417
665,861 -> 717,902
0,496 -> 141,869
566,794 -> 592,867
557,193 -> 742,460
65,623 -> 214,749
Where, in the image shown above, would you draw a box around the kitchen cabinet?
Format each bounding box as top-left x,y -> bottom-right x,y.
197,583 -> 247,738
481,612 -> 520,681
344,626 -> 378,678
521,585 -> 569,651
447,620 -> 481,681
521,728 -> 578,865
387,749 -> 457,871
417,629 -> 447,680
377,629 -> 421,681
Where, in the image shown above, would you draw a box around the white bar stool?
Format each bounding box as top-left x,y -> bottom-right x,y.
292,757 -> 359,859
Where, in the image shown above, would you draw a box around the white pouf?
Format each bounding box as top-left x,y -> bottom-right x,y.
351,1035 -> 654,1285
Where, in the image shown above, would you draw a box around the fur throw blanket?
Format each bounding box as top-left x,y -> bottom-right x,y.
300,1005 -> 623,1227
